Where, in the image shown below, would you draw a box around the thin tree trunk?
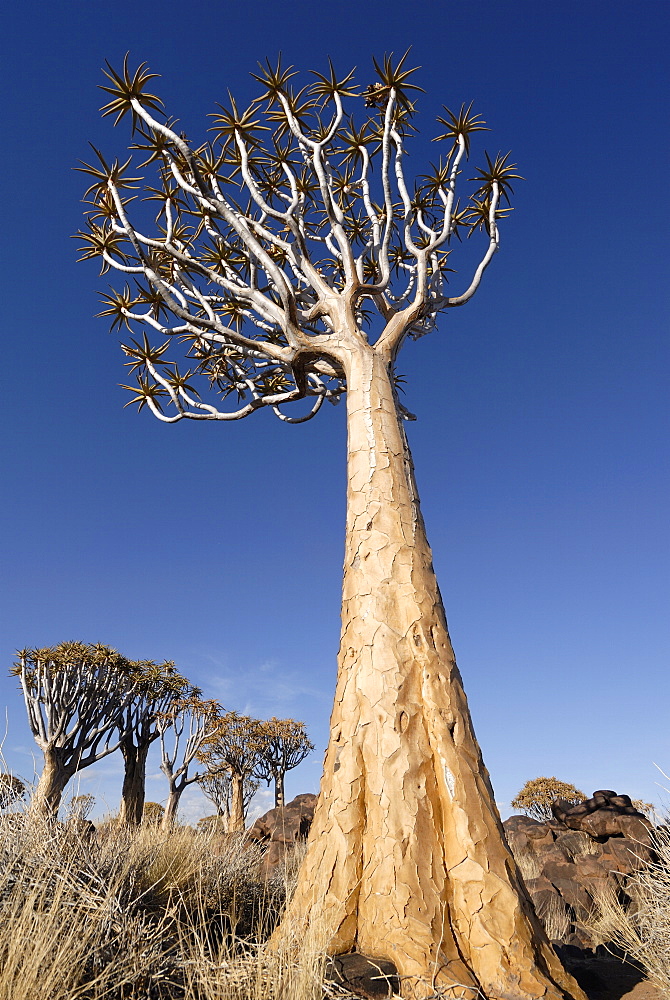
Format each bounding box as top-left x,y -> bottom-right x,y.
118,739 -> 149,826
228,773 -> 245,832
30,750 -> 72,818
277,345 -> 584,1000
161,782 -> 181,830
274,771 -> 285,809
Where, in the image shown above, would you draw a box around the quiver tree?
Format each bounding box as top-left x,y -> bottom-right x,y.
512,777 -> 586,823
197,768 -> 232,821
156,691 -> 220,829
198,711 -> 266,832
65,793 -> 96,822
197,767 -> 260,830
77,53 -> 585,999
253,717 -> 314,807
117,659 -> 190,825
142,801 -> 164,825
13,643 -> 138,818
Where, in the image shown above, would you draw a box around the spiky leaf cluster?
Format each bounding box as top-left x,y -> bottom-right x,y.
76,53 -> 518,423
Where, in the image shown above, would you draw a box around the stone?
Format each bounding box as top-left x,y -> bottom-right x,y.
552,787 -> 651,842
247,792 -> 317,845
247,793 -> 317,875
553,831 -> 593,859
542,857 -> 579,886
325,952 -> 400,998
549,876 -> 593,914
574,810 -> 652,842
502,815 -> 555,854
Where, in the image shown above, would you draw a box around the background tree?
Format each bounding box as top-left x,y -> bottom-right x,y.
512,777 -> 586,822
198,766 -> 260,830
142,801 -> 165,825
117,659 -> 190,825
632,799 -> 657,823
156,691 -> 220,829
198,711 -> 266,832
12,643 -> 138,817
253,717 -> 314,807
197,767 -> 232,821
0,774 -> 25,811
65,793 -> 96,822
78,55 -> 584,999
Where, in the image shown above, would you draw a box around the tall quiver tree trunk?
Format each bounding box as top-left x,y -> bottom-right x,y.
118,737 -> 149,825
281,344 -> 583,1000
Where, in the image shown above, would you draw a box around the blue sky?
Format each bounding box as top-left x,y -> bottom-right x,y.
1,0 -> 668,823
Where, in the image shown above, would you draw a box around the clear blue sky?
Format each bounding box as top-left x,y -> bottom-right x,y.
1,0 -> 668,823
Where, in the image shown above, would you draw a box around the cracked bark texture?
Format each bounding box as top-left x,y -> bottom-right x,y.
277,346 -> 585,1000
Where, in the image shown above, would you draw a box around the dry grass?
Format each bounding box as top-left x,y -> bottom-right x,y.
582,825 -> 670,996
556,830 -> 600,860
512,848 -> 542,881
0,810 -> 343,1000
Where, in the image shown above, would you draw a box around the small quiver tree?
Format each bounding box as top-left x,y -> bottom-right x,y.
253,717 -> 314,808
512,777 -> 586,823
13,643 -> 138,818
197,768 -> 232,821
117,659 -> 190,825
0,774 -> 26,812
198,712 -> 266,832
65,793 -> 96,823
142,801 -> 165,826
77,54 -> 585,999
156,691 -> 220,829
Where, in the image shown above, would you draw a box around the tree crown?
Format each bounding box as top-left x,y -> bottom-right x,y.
12,641 -> 139,757
76,52 -> 519,425
511,777 -> 586,822
253,716 -> 314,783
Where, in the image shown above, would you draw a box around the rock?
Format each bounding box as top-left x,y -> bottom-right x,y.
549,876 -> 593,915
572,811 -> 652,842
605,837 -> 653,870
503,815 -> 555,854
247,793 -> 317,876
325,953 -> 399,998
552,788 -> 651,842
247,793 -> 317,845
554,831 -> 593,859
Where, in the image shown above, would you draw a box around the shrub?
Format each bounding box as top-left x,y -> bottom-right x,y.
511,777 -> 585,822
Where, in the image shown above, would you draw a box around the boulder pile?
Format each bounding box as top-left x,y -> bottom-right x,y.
503,789 -> 654,948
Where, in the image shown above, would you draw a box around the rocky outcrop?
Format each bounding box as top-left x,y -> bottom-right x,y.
504,789 -> 654,949
552,788 -> 651,841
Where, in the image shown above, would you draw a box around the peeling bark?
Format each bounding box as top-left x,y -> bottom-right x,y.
276,345 -> 585,1000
